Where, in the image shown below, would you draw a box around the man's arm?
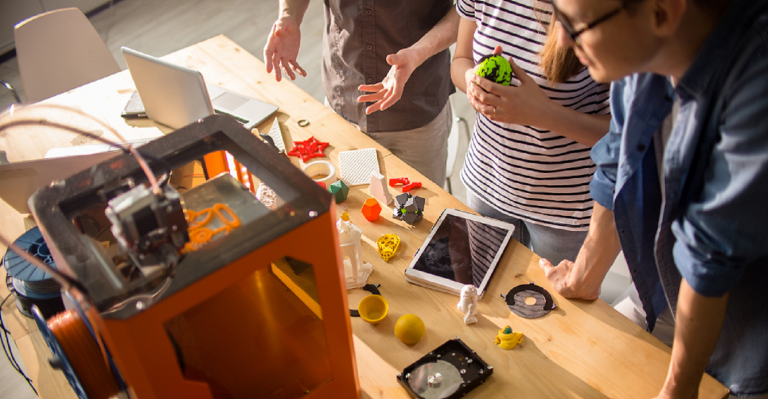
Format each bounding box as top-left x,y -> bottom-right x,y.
539,201 -> 621,300
538,81 -> 628,298
263,0 -> 310,82
655,279 -> 729,399
357,7 -> 460,114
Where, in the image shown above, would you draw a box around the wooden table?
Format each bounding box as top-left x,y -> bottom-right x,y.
0,35 -> 728,399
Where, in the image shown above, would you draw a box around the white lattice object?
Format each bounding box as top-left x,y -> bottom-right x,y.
338,148 -> 380,186
267,118 -> 286,152
256,182 -> 284,210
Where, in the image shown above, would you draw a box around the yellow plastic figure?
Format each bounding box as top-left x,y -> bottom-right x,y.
495,325 -> 523,350
376,234 -> 400,262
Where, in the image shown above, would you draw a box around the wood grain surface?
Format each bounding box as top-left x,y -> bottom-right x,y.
0,35 -> 728,399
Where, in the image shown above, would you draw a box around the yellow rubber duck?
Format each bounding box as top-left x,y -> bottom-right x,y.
495,325 -> 523,350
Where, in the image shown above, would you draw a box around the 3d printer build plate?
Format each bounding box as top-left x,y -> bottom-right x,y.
397,338 -> 493,399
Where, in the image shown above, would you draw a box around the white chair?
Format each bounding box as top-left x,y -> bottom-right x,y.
445,97 -> 470,195
14,8 -> 120,103
1,79 -> 21,103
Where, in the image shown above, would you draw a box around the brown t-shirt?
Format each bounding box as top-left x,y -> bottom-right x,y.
322,0 -> 455,133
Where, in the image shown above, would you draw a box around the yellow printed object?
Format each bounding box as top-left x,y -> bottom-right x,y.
495,325 -> 523,350
184,203 -> 241,252
394,314 -> 425,345
376,234 -> 400,262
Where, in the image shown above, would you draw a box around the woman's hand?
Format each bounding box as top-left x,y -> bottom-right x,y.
469,46 -> 556,126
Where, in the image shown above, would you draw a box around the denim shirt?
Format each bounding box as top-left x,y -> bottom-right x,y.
589,0 -> 768,394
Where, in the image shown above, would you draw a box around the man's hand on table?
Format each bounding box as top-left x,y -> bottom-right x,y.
263,16 -> 307,82
357,48 -> 420,114
539,202 -> 621,300
539,258 -> 602,300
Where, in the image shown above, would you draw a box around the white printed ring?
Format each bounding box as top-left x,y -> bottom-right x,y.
302,161 -> 337,186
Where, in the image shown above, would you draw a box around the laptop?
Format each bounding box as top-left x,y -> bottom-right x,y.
121,47 -> 278,130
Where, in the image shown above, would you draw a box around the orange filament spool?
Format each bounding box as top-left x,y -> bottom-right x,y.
47,310 -> 119,399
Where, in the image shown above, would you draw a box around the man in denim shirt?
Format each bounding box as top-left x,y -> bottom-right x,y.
539,0 -> 768,397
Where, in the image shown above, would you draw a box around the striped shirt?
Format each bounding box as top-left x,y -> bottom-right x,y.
457,0 -> 610,231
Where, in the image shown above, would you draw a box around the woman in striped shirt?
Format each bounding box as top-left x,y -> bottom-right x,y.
451,0 -> 611,264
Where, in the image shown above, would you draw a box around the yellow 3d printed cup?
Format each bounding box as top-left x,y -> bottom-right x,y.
358,295 -> 388,324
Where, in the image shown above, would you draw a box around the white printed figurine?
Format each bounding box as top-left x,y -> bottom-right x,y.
457,285 -> 478,325
337,212 -> 373,289
369,171 -> 392,205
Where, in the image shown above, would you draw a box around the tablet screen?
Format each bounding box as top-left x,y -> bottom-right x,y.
411,213 -> 512,289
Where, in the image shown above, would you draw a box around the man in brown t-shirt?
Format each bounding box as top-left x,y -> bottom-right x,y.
263,0 -> 458,184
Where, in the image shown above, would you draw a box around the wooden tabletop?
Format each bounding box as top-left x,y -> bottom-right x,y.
0,35 -> 728,399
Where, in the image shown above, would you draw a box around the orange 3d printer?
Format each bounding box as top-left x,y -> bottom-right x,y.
27,115 -> 359,398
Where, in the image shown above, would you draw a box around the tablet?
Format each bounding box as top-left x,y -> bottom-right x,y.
404,209 -> 516,299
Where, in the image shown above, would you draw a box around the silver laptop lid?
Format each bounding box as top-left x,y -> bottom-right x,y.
121,47 -> 214,129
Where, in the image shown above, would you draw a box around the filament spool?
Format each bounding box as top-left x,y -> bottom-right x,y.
2,227 -> 64,318
33,307 -> 119,399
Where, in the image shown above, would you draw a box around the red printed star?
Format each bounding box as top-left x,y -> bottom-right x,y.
287,136 -> 329,162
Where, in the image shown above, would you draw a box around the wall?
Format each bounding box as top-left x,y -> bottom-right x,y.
0,0 -> 107,54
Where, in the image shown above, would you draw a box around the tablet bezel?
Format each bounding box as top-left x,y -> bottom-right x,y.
403,209 -> 516,299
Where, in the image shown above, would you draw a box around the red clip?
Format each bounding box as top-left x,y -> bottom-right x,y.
402,182 -> 422,192
389,177 -> 421,192
317,181 -> 327,189
389,177 -> 410,187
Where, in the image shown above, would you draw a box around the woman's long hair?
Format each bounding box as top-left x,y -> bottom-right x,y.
536,3 -> 584,84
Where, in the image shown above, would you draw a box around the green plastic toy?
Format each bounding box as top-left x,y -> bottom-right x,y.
475,54 -> 512,86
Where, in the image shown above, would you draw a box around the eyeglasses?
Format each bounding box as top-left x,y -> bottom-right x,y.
552,2 -> 624,46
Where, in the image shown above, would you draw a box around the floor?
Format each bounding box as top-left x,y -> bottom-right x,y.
0,1 -> 629,397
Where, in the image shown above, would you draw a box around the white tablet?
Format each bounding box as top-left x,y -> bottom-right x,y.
404,209 -> 516,299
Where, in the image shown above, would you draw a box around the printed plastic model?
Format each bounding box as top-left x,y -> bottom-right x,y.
329,180 -> 349,204
361,198 -> 382,221
369,172 -> 392,205
495,325 -> 523,349
457,285 -> 478,325
389,177 -> 422,193
376,234 -> 400,262
338,148 -> 379,186
475,53 -> 512,86
256,182 -> 283,210
392,192 -> 425,225
287,136 -> 329,162
394,314 -> 425,345
357,294 -> 388,324
337,212 -> 372,289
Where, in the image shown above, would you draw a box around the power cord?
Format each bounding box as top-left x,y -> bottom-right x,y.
0,292 -> 38,396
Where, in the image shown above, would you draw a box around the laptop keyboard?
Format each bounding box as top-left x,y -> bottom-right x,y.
214,109 -> 250,125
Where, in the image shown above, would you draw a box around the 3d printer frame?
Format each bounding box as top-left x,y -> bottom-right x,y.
29,115 -> 360,399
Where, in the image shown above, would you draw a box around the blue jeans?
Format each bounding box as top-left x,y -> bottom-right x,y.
466,191 -> 587,265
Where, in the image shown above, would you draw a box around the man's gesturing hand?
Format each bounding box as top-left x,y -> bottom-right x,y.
357,49 -> 419,114
264,17 -> 307,82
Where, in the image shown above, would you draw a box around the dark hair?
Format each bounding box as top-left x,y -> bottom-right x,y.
536,4 -> 584,83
